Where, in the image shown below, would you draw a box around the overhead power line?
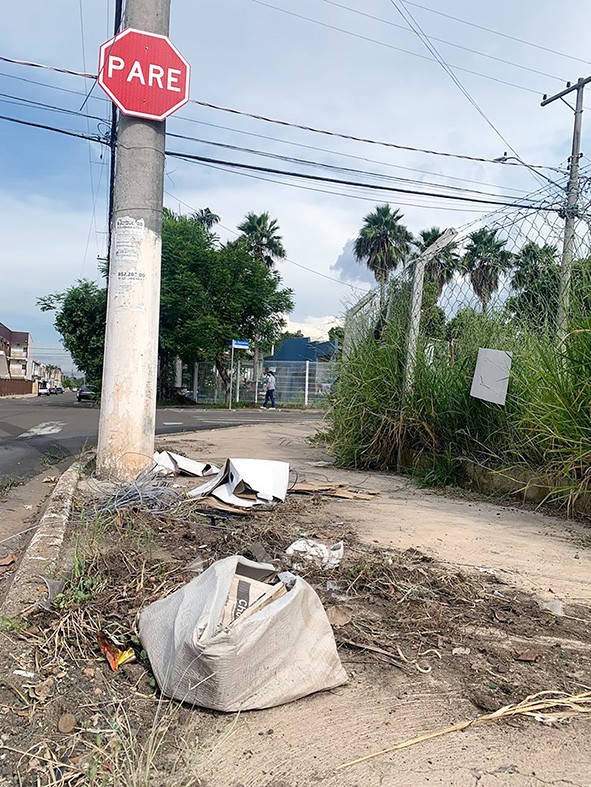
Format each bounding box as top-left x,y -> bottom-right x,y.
0,54 -> 94,79
0,113 -> 107,143
166,130 -> 530,201
404,1 -> 591,67
193,157 -> 504,213
318,0 -> 566,83
167,149 -> 559,210
0,53 -> 564,172
245,0 -> 543,96
0,110 -> 560,211
0,73 -> 532,195
170,113 -> 530,195
191,98 -> 564,172
387,0 -> 542,188
0,82 -> 530,195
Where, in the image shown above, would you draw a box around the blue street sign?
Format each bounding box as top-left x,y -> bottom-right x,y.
231,339 -> 250,349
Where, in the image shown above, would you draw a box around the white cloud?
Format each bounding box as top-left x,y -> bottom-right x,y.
286,315 -> 341,341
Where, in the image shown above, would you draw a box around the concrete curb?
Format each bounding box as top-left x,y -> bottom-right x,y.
1,462 -> 80,619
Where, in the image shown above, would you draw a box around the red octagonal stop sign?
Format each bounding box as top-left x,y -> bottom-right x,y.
98,28 -> 190,122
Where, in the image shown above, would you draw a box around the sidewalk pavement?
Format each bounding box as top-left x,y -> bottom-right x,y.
3,417 -> 589,614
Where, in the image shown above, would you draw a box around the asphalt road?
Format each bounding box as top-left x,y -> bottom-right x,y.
0,392 -> 319,483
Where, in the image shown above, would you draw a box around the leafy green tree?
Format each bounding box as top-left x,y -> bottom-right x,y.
354,204 -> 413,312
506,242 -> 560,330
414,227 -> 461,300
38,280 -> 106,389
463,228 -> 512,314
328,325 -> 345,345
237,211 -> 286,268
160,211 -> 293,396
39,210 -> 294,400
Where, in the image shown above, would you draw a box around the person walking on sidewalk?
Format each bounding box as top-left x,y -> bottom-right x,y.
261,369 -> 276,410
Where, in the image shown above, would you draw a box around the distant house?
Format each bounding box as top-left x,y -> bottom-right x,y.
0,323 -> 35,380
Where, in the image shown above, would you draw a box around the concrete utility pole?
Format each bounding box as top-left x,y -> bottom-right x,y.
541,76 -> 591,338
96,0 -> 171,481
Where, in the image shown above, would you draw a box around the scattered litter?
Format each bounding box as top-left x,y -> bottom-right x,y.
0,553 -> 16,571
515,648 -> 541,663
452,647 -> 471,656
91,472 -> 181,515
326,579 -> 349,601
57,713 -> 77,734
42,476 -> 58,484
96,630 -> 136,672
477,567 -> 498,576
138,555 -> 347,711
29,677 -> 54,703
337,690 -> 591,770
286,538 -> 344,569
290,481 -> 379,500
153,450 -> 220,478
13,670 -> 35,679
327,606 -> 353,628
326,579 -> 348,593
189,458 -> 289,508
541,599 -> 565,617
244,541 -> 274,564
39,576 -> 67,610
186,557 -> 205,575
23,504 -> 33,511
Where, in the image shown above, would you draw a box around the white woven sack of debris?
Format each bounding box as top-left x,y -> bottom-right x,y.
138,555 -> 348,711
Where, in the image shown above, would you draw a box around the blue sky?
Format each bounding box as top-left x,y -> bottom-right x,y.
2,0 -> 590,367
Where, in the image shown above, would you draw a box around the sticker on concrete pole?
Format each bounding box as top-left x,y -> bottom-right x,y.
112,217 -> 147,310
113,217 -> 145,262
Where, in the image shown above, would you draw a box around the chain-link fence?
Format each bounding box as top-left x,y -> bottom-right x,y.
337,173 -> 591,509
181,359 -> 338,407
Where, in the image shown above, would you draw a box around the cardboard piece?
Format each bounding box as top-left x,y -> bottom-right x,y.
220,570 -> 287,630
153,450 -> 220,478
188,458 -> 290,508
470,348 -> 513,406
290,481 -> 379,500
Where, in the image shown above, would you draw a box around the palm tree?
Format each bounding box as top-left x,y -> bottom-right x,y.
354,204 -> 413,311
414,227 -> 461,300
237,212 -> 286,268
463,228 -> 512,313
507,242 -> 560,329
194,207 -> 220,231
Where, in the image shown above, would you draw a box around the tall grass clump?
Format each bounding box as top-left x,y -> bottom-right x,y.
328,281 -> 591,509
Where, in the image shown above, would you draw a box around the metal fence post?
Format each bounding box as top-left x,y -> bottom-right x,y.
304,360 -> 310,407
236,360 -> 241,404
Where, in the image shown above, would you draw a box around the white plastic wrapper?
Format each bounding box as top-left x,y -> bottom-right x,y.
286,538 -> 345,569
138,555 -> 347,711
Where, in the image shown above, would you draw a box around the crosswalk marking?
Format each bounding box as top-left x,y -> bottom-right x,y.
18,421 -> 66,439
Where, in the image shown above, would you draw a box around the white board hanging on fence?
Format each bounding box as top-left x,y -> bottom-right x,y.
470,348 -> 513,406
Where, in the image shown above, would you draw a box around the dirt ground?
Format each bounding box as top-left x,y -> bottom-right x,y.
0,418 -> 589,786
